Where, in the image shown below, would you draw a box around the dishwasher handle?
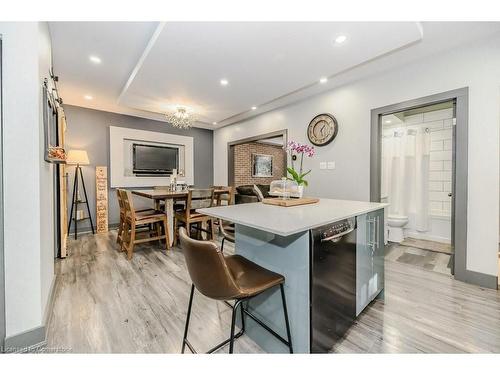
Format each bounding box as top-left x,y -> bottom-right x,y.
321,226 -> 355,242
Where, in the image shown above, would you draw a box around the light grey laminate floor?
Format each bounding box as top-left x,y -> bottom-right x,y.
46,231 -> 500,353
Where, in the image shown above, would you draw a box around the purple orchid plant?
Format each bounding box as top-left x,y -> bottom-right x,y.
286,140 -> 315,186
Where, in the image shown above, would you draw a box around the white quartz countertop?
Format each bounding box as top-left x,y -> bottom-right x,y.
198,199 -> 388,237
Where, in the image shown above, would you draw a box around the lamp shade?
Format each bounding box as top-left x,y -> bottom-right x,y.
66,149 -> 90,165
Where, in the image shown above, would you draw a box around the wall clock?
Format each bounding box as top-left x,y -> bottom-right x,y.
307,113 -> 338,146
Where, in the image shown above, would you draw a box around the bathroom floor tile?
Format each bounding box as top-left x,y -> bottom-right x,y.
386,243 -> 452,276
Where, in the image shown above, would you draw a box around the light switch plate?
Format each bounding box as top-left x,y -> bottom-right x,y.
319,162 -> 327,170
327,161 -> 335,170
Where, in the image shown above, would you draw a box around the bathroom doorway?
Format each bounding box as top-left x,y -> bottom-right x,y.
380,101 -> 455,275
371,88 -> 469,283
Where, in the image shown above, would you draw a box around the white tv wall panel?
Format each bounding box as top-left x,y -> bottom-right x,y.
109,126 -> 194,187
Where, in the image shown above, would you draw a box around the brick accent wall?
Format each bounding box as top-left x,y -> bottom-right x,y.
234,142 -> 286,186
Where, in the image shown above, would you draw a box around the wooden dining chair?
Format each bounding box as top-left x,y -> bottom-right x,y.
120,190 -> 170,260
219,219 -> 235,253
212,186 -> 235,207
116,188 -> 156,248
116,189 -> 125,245
173,188 -> 216,245
210,186 -> 235,248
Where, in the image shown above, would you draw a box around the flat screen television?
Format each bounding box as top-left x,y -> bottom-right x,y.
132,143 -> 179,175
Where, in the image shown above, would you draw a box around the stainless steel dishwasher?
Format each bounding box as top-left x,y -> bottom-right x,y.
310,217 -> 357,353
309,209 -> 384,353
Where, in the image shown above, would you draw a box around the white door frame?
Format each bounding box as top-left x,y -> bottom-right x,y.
0,37 -> 6,350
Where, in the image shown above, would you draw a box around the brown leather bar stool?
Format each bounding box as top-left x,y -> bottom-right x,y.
179,227 -> 293,354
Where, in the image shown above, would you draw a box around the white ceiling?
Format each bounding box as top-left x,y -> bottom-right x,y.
49,22 -> 500,129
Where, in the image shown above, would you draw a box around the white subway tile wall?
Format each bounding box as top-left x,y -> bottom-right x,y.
429,161 -> 443,171
426,108 -> 453,217
429,181 -> 443,191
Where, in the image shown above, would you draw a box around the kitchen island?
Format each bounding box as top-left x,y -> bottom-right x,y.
198,198 -> 388,353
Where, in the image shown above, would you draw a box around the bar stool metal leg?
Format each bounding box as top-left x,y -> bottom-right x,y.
181,284 -> 292,354
280,284 -> 293,353
181,284 -> 195,354
229,299 -> 243,353
206,299 -> 245,354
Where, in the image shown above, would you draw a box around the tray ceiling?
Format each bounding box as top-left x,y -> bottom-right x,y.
49,22 -> 500,128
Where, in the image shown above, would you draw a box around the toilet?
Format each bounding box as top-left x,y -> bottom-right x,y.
387,214 -> 409,243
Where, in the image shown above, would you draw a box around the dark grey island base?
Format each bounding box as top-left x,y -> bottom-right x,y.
198,199 -> 387,353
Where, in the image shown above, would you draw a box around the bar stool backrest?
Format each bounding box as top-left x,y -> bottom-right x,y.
178,227 -> 240,300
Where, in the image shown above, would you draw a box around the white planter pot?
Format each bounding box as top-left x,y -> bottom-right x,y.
297,185 -> 304,198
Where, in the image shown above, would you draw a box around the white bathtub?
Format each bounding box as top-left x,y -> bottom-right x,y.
404,212 -> 451,244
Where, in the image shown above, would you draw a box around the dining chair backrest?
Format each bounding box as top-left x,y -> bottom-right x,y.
210,186 -> 234,206
219,219 -> 234,237
116,189 -> 124,213
218,186 -> 235,206
119,190 -> 135,218
187,188 -> 214,211
178,227 -> 240,300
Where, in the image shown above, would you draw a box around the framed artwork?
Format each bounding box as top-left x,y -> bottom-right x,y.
252,153 -> 273,177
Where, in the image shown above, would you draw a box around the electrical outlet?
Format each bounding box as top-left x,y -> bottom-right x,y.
327,161 -> 336,170
319,162 -> 327,170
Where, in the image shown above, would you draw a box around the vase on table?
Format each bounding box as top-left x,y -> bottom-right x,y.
297,185 -> 304,198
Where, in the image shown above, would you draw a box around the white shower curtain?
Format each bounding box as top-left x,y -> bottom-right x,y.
381,136 -> 393,200
382,128 -> 430,230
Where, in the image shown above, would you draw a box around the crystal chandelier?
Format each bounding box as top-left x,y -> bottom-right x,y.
165,107 -> 196,129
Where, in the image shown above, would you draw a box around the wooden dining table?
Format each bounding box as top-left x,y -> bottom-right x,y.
132,188 -> 231,246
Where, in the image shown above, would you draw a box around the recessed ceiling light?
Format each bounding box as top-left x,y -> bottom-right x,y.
319,77 -> 328,84
334,35 -> 347,44
220,79 -> 229,86
251,106 -> 257,110
385,119 -> 392,124
89,55 -> 102,64
212,122 -> 217,125
84,95 -> 93,100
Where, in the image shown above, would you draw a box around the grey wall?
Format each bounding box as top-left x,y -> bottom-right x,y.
64,105 -> 213,231
214,32 -> 500,278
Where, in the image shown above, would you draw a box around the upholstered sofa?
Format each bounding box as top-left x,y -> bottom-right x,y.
235,184 -> 271,204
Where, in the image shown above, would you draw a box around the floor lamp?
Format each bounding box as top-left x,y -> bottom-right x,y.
67,149 -> 94,239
